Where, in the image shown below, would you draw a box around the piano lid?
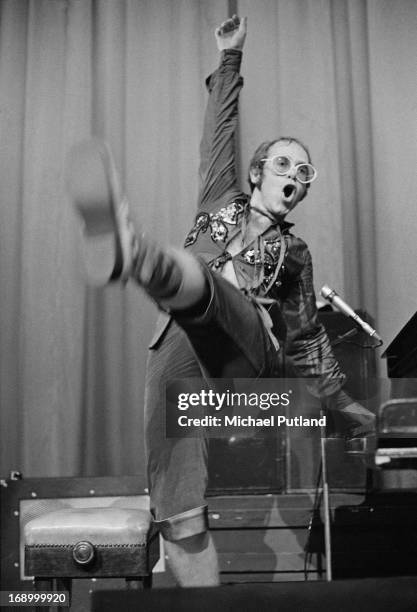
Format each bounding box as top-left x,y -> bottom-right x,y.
382,311 -> 417,378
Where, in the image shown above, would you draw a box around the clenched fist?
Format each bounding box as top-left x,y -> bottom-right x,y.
215,15 -> 247,51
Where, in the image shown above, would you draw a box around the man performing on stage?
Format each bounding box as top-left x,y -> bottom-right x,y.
68,16 -> 375,586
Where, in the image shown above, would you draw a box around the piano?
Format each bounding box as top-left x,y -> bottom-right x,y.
377,313 -> 417,467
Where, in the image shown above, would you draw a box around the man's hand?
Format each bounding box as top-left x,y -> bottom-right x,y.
215,15 -> 247,51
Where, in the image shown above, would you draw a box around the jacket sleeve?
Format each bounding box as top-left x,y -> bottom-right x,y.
198,49 -> 243,209
282,246 -> 346,398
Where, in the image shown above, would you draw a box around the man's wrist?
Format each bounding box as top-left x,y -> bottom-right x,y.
221,48 -> 243,57
220,48 -> 242,71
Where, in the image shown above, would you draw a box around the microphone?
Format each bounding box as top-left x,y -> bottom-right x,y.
320,285 -> 382,343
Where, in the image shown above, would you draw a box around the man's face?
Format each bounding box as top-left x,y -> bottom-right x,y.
251,140 -> 310,219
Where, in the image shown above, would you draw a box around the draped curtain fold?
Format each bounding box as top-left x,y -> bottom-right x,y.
1,0 -> 416,478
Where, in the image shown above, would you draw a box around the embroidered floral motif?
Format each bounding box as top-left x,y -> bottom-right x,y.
213,201 -> 246,225
242,238 -> 284,289
210,251 -> 232,271
184,200 -> 247,247
184,212 -> 210,247
209,200 -> 246,243
210,219 -> 228,242
265,238 -> 282,257
243,249 -> 255,264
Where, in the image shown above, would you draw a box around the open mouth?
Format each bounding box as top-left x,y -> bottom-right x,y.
283,184 -> 296,200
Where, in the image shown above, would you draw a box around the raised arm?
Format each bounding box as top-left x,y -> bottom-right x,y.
198,16 -> 247,209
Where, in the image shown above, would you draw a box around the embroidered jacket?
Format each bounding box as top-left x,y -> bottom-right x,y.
152,49 -> 345,397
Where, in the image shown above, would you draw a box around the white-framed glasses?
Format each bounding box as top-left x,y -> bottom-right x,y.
261,155 -> 317,184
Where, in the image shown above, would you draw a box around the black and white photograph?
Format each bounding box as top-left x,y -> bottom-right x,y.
1,1 -> 417,610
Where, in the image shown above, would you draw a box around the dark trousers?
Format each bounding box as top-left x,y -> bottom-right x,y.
145,268 -> 283,540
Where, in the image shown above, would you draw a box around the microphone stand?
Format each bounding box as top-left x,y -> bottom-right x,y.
319,327 -> 359,582
320,410 -> 332,581
331,327 -> 359,346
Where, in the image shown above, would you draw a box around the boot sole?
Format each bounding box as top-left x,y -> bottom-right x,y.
67,139 -> 130,284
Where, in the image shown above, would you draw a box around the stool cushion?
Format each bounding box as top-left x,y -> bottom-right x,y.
24,507 -> 159,579
24,507 -> 152,546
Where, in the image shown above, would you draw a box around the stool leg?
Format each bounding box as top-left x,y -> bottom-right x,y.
55,578 -> 72,608
143,574 -> 152,589
125,575 -> 152,589
33,578 -> 71,611
126,578 -> 142,590
34,578 -> 53,590
34,578 -> 52,612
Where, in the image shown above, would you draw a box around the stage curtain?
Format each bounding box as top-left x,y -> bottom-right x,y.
1,0 -> 416,478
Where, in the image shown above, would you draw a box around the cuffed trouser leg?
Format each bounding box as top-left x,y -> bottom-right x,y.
154,506 -> 209,541
145,322 -> 210,541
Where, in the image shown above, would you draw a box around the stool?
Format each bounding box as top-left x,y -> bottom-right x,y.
24,506 -> 159,606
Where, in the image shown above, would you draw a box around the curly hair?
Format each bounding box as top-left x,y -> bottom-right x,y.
247,137 -> 313,196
